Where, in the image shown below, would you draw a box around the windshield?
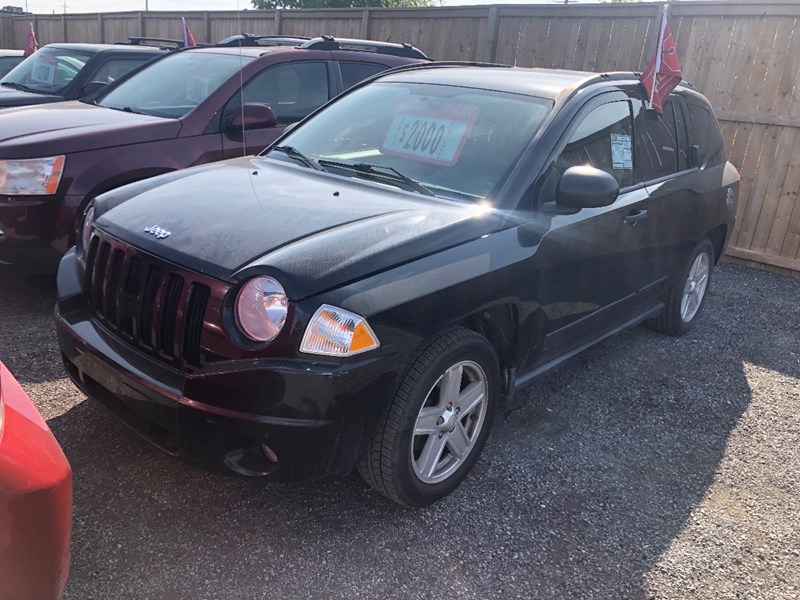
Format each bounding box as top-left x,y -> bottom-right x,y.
1,47 -> 90,95
267,81 -> 552,202
98,51 -> 252,118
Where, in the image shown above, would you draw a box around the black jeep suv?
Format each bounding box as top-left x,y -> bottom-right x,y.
56,64 -> 739,506
0,40 -> 173,109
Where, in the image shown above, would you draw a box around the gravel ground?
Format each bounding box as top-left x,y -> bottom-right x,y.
0,262 -> 798,599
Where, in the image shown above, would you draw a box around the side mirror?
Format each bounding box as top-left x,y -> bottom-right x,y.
557,166 -> 619,209
80,80 -> 108,98
229,103 -> 278,132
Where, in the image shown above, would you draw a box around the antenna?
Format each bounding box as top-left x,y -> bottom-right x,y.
236,0 -> 246,156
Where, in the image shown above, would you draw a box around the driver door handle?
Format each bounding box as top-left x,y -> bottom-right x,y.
623,209 -> 648,225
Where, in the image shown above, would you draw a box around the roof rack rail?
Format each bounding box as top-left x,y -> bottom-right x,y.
216,34 -> 311,47
570,70 -> 698,96
299,36 -> 431,60
122,37 -> 185,49
378,61 -> 511,77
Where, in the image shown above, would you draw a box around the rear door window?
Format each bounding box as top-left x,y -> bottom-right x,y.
339,62 -> 387,90
555,100 -> 634,188
674,98 -> 691,171
91,58 -> 152,85
633,98 -> 679,183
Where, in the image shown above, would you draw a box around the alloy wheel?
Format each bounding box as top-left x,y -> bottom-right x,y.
411,360 -> 488,484
681,251 -> 710,322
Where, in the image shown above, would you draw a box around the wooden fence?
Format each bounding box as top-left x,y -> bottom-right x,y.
1,1 -> 799,273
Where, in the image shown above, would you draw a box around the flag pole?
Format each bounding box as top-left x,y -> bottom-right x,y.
647,5 -> 669,111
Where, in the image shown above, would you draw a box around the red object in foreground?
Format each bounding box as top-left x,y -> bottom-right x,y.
0,362 -> 72,600
640,7 -> 682,115
22,22 -> 38,57
181,17 -> 196,48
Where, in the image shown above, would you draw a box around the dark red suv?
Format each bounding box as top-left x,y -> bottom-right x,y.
0,37 -> 428,272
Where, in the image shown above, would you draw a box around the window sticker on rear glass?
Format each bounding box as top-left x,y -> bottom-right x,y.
31,58 -> 57,84
611,134 -> 633,170
381,102 -> 479,166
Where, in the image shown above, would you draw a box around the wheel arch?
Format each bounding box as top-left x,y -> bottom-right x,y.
454,303 -> 519,402
708,223 -> 728,264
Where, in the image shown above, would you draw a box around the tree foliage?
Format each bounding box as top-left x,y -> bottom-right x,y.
252,0 -> 432,9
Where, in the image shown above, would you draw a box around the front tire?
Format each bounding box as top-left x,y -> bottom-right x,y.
358,327 -> 500,507
648,237 -> 715,336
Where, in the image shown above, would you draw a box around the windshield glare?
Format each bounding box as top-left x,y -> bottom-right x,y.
1,47 -> 90,95
99,51 -> 253,118
270,81 -> 552,202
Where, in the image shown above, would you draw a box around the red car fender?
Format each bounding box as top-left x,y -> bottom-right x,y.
0,363 -> 72,600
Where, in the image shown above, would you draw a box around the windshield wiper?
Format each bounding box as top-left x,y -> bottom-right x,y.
270,145 -> 325,171
1,81 -> 44,94
317,160 -> 435,197
100,104 -> 147,115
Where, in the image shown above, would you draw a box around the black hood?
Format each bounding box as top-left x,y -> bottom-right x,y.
0,85 -> 64,108
95,157 -> 504,299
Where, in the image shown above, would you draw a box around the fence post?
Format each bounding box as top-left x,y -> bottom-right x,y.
274,9 -> 282,35
97,13 -> 104,43
62,13 -> 67,42
204,11 -> 210,44
482,6 -> 500,63
361,9 -> 371,39
0,14 -> 10,48
138,11 -> 144,38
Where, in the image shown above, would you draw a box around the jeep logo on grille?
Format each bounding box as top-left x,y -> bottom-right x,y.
144,225 -> 171,240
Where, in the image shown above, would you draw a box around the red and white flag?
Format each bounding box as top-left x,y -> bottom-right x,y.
181,17 -> 197,48
23,22 -> 38,57
640,6 -> 682,115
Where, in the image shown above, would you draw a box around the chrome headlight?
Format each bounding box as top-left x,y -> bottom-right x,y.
80,205 -> 95,256
0,156 -> 65,195
235,276 -> 288,343
300,305 -> 380,357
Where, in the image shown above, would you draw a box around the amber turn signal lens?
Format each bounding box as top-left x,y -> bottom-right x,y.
300,305 -> 380,357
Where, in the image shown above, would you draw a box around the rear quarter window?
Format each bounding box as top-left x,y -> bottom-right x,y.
688,102 -> 725,167
339,62 -> 387,91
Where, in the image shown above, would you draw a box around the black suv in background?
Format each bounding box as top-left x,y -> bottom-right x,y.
0,40 -> 173,108
56,64 -> 739,506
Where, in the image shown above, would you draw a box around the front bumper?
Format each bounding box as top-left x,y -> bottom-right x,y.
0,194 -> 77,273
56,251 -> 401,482
0,364 -> 72,600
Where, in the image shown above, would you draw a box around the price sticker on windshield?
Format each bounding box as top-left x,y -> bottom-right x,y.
381,103 -> 479,166
31,59 -> 56,84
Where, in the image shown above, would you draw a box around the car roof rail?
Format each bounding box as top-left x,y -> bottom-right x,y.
378,61 -> 511,78
217,33 -> 311,47
573,71 -> 699,93
121,37 -> 185,49
298,36 -> 431,60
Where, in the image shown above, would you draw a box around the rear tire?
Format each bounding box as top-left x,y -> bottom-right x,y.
648,237 -> 715,336
358,327 -> 499,507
